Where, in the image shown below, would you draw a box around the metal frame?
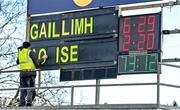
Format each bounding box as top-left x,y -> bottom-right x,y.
0,0 -> 180,108
0,69 -> 180,108
119,0 -> 180,11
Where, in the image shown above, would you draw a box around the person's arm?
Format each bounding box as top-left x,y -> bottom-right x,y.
29,50 -> 38,67
29,50 -> 47,67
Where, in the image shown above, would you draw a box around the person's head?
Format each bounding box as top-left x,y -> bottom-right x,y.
23,42 -> 31,48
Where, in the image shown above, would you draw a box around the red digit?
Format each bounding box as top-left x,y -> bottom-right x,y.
123,17 -> 131,34
137,34 -> 145,50
138,16 -> 146,33
147,33 -> 155,50
148,15 -> 155,32
122,35 -> 131,51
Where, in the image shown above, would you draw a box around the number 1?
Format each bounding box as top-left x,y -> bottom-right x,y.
121,56 -> 128,72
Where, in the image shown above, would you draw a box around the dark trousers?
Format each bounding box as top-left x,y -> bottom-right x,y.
19,73 -> 36,106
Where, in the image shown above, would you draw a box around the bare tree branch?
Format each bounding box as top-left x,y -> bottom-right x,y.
7,89 -> 19,107
36,93 -> 55,106
0,0 -> 70,107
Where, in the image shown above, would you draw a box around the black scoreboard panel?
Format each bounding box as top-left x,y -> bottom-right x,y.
59,35 -> 118,81
60,67 -> 117,81
62,38 -> 117,69
29,7 -> 118,42
31,36 -> 117,70
29,7 -> 119,81
119,12 -> 161,52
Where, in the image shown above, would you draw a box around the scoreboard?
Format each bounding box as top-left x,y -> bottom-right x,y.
29,7 -> 162,81
29,7 -> 118,81
118,12 -> 161,74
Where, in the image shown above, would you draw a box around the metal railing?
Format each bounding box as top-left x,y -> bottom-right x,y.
0,69 -> 157,105
0,68 -> 180,108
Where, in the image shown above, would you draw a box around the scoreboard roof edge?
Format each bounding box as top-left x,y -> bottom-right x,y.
28,0 -> 162,15
120,11 -> 161,17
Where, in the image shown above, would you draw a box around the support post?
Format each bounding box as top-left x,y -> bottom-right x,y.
26,15 -> 30,41
26,0 -> 30,41
38,70 -> 41,88
71,86 -> 74,106
95,79 -> 100,105
157,5 -> 163,109
157,63 -> 160,109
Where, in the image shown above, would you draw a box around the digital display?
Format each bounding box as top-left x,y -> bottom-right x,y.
119,12 -> 161,52
118,53 -> 158,73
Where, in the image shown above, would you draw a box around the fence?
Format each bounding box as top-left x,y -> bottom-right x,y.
0,66 -> 180,109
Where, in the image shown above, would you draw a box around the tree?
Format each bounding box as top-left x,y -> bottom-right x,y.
0,0 -> 26,107
33,71 -> 69,106
0,0 -> 26,68
0,0 -> 69,107
173,100 -> 178,107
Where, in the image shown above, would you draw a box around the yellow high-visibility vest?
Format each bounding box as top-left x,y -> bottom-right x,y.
18,48 -> 36,70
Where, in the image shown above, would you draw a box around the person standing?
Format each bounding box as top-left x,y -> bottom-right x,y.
17,42 -> 48,106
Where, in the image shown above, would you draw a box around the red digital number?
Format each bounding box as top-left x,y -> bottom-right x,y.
138,16 -> 146,33
123,18 -> 131,34
137,33 -> 155,50
137,34 -> 145,50
147,33 -> 155,50
121,14 -> 157,51
122,35 -> 131,51
148,15 -> 155,32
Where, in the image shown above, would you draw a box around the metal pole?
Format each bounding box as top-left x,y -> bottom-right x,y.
38,70 -> 41,88
71,86 -> 74,106
161,63 -> 180,68
37,70 -> 41,106
163,29 -> 180,35
26,0 -> 30,41
26,15 -> 30,41
157,5 -> 163,109
162,58 -> 180,62
157,63 -> 160,109
95,79 -> 100,105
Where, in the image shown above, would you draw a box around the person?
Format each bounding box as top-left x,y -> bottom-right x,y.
17,42 -> 48,106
